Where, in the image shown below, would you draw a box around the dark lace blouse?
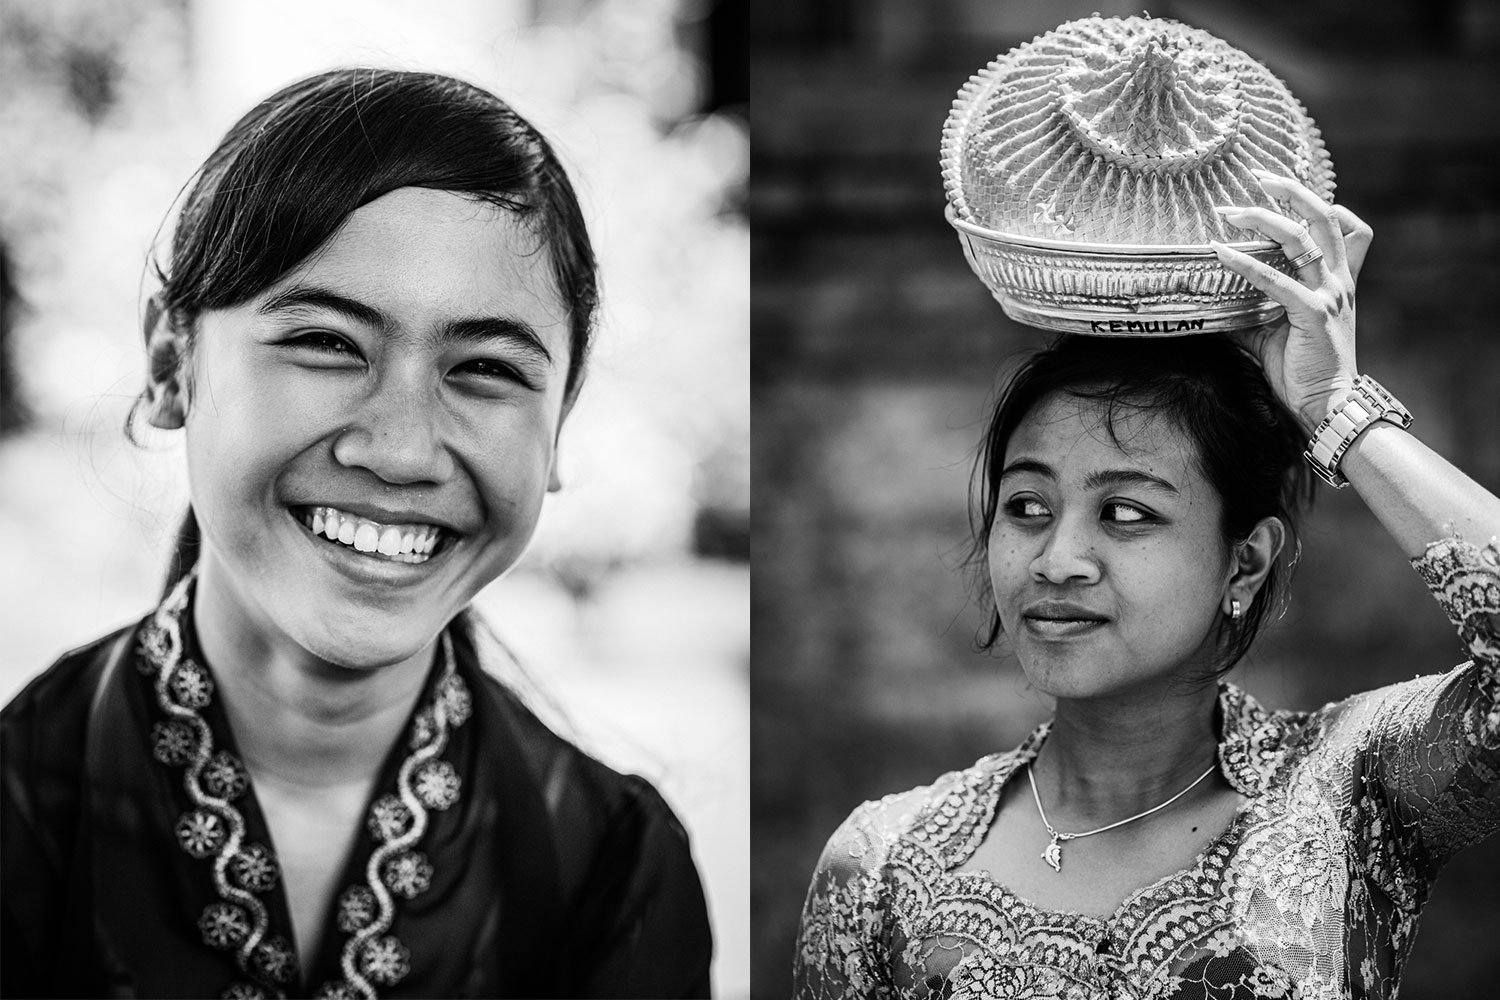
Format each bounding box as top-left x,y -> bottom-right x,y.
2,574 -> 713,999
794,536 -> 1500,1000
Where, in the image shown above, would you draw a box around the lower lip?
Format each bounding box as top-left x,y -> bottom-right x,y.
290,510 -> 454,587
1023,617 -> 1108,639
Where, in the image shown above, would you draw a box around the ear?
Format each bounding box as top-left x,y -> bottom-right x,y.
1222,516 -> 1286,617
142,296 -> 190,430
546,392 -> 579,494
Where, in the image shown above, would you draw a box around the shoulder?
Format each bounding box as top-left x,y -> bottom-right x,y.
468,666 -> 691,846
454,623 -> 703,896
2,619 -> 143,918
815,747 -> 1024,881
2,620 -> 141,772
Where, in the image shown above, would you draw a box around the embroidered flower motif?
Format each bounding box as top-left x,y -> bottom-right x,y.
1203,928 -> 1237,958
203,751 -> 249,801
170,661 -> 215,709
336,886 -> 379,933
1243,965 -> 1290,998
409,707 -> 436,750
219,983 -> 266,1000
230,842 -> 280,893
313,982 -> 360,1000
438,674 -> 471,727
359,935 -> 411,987
252,935 -> 296,985
367,794 -> 414,843
198,901 -> 251,949
151,720 -> 198,766
176,809 -> 227,859
413,759 -> 461,811
383,849 -> 434,899
138,624 -> 172,673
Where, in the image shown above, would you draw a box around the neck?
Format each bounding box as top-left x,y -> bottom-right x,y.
1034,679 -> 1221,827
191,551 -> 435,791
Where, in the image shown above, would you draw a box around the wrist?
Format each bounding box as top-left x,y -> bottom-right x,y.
1302,375 -> 1412,489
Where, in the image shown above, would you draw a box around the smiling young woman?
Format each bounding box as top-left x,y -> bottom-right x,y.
1,70 -> 710,999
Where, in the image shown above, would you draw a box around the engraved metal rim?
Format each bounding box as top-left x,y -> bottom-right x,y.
996,297 -> 1286,336
946,205 -> 1279,257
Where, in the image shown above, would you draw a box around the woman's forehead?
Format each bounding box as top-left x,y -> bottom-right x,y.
274,188 -> 567,329
1006,391 -> 1203,483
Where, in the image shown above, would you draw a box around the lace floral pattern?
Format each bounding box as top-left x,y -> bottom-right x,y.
138,572 -> 472,999
794,536 -> 1500,999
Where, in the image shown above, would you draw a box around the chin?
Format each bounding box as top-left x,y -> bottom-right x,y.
285,609 -> 442,672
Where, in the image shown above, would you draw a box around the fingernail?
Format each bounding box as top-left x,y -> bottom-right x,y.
1212,205 -> 1245,216
1208,239 -> 1228,253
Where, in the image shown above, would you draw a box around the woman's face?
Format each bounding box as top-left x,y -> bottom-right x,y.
987,392 -> 1234,700
181,187 -> 572,669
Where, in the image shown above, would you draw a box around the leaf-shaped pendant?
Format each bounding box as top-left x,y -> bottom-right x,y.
1042,837 -> 1063,873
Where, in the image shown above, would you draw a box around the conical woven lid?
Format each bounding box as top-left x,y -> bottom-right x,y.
942,15 -> 1334,245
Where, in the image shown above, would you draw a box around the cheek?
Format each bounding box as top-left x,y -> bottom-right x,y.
1114,536 -> 1227,638
986,529 -> 1030,613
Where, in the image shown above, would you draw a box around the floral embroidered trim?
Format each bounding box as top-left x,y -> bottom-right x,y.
141,574 -> 273,990
1413,535 -> 1500,665
340,634 -> 468,999
139,570 -> 472,999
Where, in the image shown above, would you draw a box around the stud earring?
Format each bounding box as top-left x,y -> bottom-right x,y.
1229,599 -> 1243,622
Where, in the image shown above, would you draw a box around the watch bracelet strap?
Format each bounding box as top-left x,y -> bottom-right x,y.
1303,374 -> 1412,488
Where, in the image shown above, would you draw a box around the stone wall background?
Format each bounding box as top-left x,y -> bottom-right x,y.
751,1 -> 1500,996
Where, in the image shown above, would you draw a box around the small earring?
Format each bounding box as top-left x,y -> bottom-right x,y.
1229,599 -> 1243,622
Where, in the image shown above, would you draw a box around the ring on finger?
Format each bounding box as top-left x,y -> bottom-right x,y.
1287,246 -> 1324,270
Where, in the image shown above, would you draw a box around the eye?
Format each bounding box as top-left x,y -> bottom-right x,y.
1003,495 -> 1051,519
1102,501 -> 1153,524
450,358 -> 537,392
287,331 -> 358,356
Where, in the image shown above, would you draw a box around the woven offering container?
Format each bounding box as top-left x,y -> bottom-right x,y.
942,15 -> 1335,334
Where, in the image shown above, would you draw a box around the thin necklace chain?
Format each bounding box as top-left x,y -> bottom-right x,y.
1027,759 -> 1218,843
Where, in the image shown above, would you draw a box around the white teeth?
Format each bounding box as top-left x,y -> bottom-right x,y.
353,523 -> 379,553
299,505 -> 446,565
377,527 -> 402,556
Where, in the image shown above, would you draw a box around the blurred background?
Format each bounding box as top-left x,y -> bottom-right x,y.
753,1 -> 1500,997
0,0 -> 746,996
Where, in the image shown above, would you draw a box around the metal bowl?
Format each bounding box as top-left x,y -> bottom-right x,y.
948,207 -> 1294,335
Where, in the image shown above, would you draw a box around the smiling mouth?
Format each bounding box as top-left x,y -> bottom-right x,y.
293,505 -> 453,564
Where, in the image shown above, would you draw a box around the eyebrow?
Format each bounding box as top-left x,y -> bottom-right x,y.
999,459 -> 1179,495
259,285 -> 555,366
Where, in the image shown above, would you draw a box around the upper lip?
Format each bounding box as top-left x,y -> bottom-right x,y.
293,501 -> 463,534
1022,600 -> 1109,621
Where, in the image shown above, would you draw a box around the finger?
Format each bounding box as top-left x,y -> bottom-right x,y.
1227,322 -> 1286,372
1212,205 -> 1328,286
1251,172 -> 1348,277
1331,204 -> 1373,281
1209,240 -> 1319,312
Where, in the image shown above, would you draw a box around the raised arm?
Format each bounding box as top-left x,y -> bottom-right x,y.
1212,177 -> 1500,867
1210,171 -> 1500,560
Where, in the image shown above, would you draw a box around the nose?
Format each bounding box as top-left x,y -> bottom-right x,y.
332,375 -> 455,485
1030,515 -> 1101,586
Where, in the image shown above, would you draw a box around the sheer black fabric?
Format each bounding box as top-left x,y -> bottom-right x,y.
2,591 -> 712,999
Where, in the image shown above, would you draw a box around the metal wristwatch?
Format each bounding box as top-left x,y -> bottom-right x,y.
1303,375 -> 1412,488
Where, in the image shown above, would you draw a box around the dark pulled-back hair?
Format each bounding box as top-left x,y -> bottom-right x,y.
969,334 -> 1314,676
141,68 -> 599,598
146,67 -> 597,398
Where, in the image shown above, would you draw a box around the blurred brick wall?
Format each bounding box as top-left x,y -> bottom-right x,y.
751,1 -> 1500,996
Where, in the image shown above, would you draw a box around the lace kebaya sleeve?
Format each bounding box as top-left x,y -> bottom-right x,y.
1363,535 -> 1500,872
793,801 -> 898,1000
